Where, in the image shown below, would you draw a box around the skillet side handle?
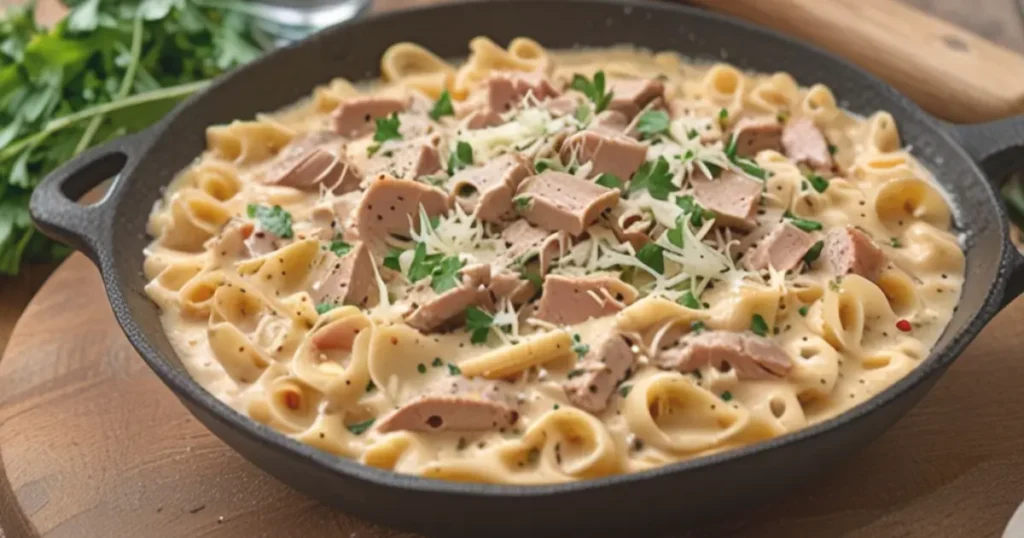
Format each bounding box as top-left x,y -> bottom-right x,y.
29,131 -> 148,264
948,117 -> 1024,308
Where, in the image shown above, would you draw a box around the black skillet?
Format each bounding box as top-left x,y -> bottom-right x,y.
27,0 -> 1024,535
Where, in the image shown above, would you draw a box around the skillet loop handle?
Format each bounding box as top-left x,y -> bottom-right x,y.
29,131 -> 147,262
948,117 -> 1024,309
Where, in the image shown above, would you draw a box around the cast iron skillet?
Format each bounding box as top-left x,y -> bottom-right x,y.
27,0 -> 1024,535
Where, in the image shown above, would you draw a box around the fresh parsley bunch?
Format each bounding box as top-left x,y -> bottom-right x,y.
0,0 -> 279,275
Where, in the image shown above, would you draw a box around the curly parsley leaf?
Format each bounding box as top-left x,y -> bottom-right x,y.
628,157 -> 676,201
571,70 -> 613,113
373,112 -> 402,143
465,306 -> 494,344
246,204 -> 293,238
636,110 -> 670,139
429,89 -> 454,120
430,255 -> 466,294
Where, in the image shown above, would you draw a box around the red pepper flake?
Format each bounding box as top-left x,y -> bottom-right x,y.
390,336 -> 399,345
284,391 -> 301,410
896,319 -> 912,332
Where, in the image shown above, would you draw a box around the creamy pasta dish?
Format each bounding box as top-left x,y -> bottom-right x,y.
143,38 -> 964,484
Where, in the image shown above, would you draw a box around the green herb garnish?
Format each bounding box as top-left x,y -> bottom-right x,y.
798,306 -> 809,317
513,196 -> 532,212
315,302 -> 335,315
430,255 -> 466,294
574,102 -> 592,124
416,363 -> 427,374
636,243 -> 665,274
329,240 -> 352,257
636,110 -> 670,139
690,320 -> 706,334
566,369 -> 584,379
429,89 -> 454,120
383,248 -> 404,271
803,240 -> 824,265
676,195 -> 715,227
828,143 -> 838,155
247,204 -> 294,238
733,157 -> 768,180
784,211 -> 823,232
595,173 -> 623,189
618,385 -> 633,398
750,313 -> 769,336
718,107 -> 729,129
571,70 -> 613,113
465,306 -> 494,344
447,363 -> 462,375
677,291 -> 702,310
807,173 -> 830,193
346,418 -> 375,435
628,156 -> 676,201
571,333 -> 590,359
890,237 -> 902,248
721,391 -> 733,402
447,140 -> 473,174
373,112 -> 402,143
431,357 -> 444,367
521,270 -> 543,290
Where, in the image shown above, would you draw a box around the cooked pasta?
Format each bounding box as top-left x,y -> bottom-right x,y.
143,39 -> 964,484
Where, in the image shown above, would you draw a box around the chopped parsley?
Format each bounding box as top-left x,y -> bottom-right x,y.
407,243 -> 440,282
636,110 -> 670,139
570,70 -> 613,113
246,204 -> 294,239
690,320 -> 706,334
750,314 -> 769,336
520,269 -> 544,290
574,102 -> 592,124
346,418 -> 375,435
429,90 -> 455,120
429,255 -> 466,294
803,240 -> 825,264
329,239 -> 352,257
431,357 -> 443,367
676,195 -> 715,227
829,279 -> 841,292
447,363 -> 462,375
724,134 -> 738,161
315,302 -> 335,315
677,291 -> 702,309
447,140 -> 474,174
733,157 -> 768,180
365,381 -> 376,393
667,223 -> 684,248
465,307 -> 494,344
718,107 -> 729,129
571,333 -> 590,359
687,128 -> 700,140
513,196 -> 532,212
595,173 -> 623,189
383,248 -> 403,271
566,369 -> 584,379
798,306 -> 809,317
784,211 -> 823,232
618,385 -> 633,398
373,113 -> 402,143
534,159 -> 559,173
777,111 -> 790,123
635,243 -> 665,274
366,143 -> 381,157
890,237 -> 902,248
806,173 -> 830,193
416,363 -> 427,374
628,156 -> 676,201
828,143 -> 838,155
721,391 -> 733,402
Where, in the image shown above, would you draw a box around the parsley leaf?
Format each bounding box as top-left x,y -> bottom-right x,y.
570,71 -> 613,113
574,102 -> 592,124
636,110 -> 670,139
733,157 -> 768,180
636,243 -> 665,274
890,237 -> 902,248
750,314 -> 769,336
595,173 -> 623,189
346,418 -> 375,435
571,333 -> 590,359
520,269 -> 543,290
677,291 -> 702,309
798,306 -> 809,317
513,196 -> 532,212
465,306 -> 494,344
721,391 -> 733,402
784,211 -> 823,232
676,195 -> 715,227
429,90 -> 454,120
383,248 -> 404,271
315,302 -> 335,315
690,320 -> 707,334
432,357 -> 443,367
407,243 -> 434,282
807,173 -> 830,193
803,240 -> 824,265
667,223 -> 684,248
430,255 -> 466,294
329,240 -> 352,257
447,140 -> 473,174
628,157 -> 676,201
447,362 -> 462,375
246,204 -> 294,238
718,107 -> 729,129
373,113 -> 402,143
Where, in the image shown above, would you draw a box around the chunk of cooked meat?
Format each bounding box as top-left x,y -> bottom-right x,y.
448,153 -> 531,222
377,378 -> 519,433
782,118 -> 833,171
655,331 -> 792,380
354,176 -> 449,246
744,222 -> 818,272
331,95 -> 407,138
309,242 -> 378,308
825,225 -> 886,282
560,129 -> 647,180
263,131 -> 361,194
405,264 -> 493,332
730,117 -> 783,159
606,78 -> 665,119
515,171 -> 620,236
563,333 -> 636,414
364,137 -> 442,180
533,275 -> 639,325
690,170 -> 762,231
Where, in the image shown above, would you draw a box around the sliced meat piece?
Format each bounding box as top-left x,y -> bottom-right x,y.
731,117 -> 783,158
465,109 -> 504,129
448,153 -> 531,222
263,131 -> 361,194
310,242 -> 378,308
545,91 -> 586,117
516,171 -> 620,236
655,331 -> 792,380
405,264 -> 493,332
488,269 -> 537,305
591,110 -> 630,132
377,378 -> 519,433
331,96 -> 407,138
364,137 -> 442,180
494,219 -> 566,274
245,222 -> 287,257
691,170 -> 762,231
355,177 -> 449,246
782,118 -> 833,171
825,225 -> 886,282
607,78 -> 665,120
563,333 -> 636,414
486,72 -> 560,114
560,129 -> 647,180
744,222 -> 817,272
534,275 -> 639,325
312,315 -> 370,350
308,193 -> 360,242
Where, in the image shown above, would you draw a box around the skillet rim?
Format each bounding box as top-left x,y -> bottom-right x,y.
99,0 -> 1015,497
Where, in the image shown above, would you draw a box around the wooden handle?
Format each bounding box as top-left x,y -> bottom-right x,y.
689,0 -> 1024,123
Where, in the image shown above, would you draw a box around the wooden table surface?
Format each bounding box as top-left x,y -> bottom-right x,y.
0,0 -> 1022,537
